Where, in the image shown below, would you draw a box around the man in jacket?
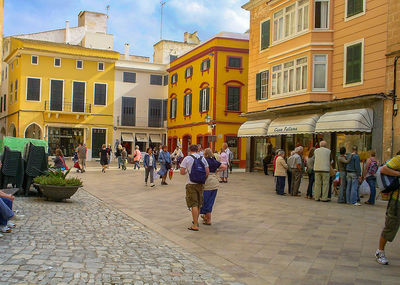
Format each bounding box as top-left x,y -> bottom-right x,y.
288,147 -> 303,196
337,147 -> 352,203
346,146 -> 362,206
314,141 -> 331,202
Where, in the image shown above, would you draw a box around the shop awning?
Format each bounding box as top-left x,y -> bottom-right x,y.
135,133 -> 148,142
268,114 -> 320,136
149,134 -> 162,143
238,119 -> 271,137
121,133 -> 134,142
315,108 -> 373,133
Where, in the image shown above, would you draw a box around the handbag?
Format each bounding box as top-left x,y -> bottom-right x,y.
359,180 -> 370,195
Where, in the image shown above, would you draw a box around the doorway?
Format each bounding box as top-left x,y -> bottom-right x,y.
92,129 -> 106,158
182,135 -> 191,156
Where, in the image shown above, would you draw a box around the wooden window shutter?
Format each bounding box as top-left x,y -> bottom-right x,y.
261,20 -> 270,50
256,73 -> 261,100
206,88 -> 210,111
207,59 -> 211,69
199,90 -> 203,112
189,93 -> 192,115
183,95 -> 187,115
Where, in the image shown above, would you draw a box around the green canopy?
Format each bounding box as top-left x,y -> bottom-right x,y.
0,136 -> 48,156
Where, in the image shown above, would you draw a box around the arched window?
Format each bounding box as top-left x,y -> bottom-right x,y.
8,124 -> 16,137
25,123 -> 42,139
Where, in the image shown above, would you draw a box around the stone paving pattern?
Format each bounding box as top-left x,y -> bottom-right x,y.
0,190 -> 241,285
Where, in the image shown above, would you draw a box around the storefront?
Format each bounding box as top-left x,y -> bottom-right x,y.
47,127 -> 84,157
149,134 -> 162,150
121,133 -> 134,154
135,133 -> 148,152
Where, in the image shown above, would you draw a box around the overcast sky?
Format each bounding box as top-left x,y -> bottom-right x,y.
4,0 -> 249,59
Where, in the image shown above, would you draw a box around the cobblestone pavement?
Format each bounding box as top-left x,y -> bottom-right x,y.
0,190 -> 241,285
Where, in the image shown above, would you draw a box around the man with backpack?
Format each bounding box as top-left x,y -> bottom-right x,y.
375,154 -> 400,265
180,144 -> 209,231
363,150 -> 379,205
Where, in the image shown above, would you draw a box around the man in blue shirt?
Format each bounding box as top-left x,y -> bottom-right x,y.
346,146 -> 362,206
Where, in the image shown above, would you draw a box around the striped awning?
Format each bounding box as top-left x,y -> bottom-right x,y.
268,114 -> 320,136
315,108 -> 373,133
237,119 -> 271,137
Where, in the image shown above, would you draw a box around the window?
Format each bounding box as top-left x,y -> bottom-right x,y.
148,99 -> 163,127
296,57 -> 308,91
284,4 -> 296,38
201,59 -> 211,71
31,56 -> 38,65
50,80 -> 63,111
14,80 -> 18,102
227,57 -> 242,68
3,95 -> 6,111
297,0 -> 309,32
272,57 -> 308,96
283,61 -> 295,93
170,55 -> 178,62
163,99 -> 168,121
94,83 -> 107,106
54,58 -> 61,67
315,0 -> 329,29
123,72 -> 136,83
273,10 -> 284,41
260,20 -> 271,50
72,81 -> 85,112
199,88 -> 210,113
150,75 -> 163,85
171,73 -> 178,84
256,70 -> 269,100
185,66 -> 193,78
27,78 -> 41,101
227,87 -> 240,112
98,62 -> 104,71
313,55 -> 328,90
0,97 -> 2,112
170,98 -> 177,119
76,60 -> 83,69
183,93 -> 192,116
346,0 -> 364,18
345,41 -> 363,85
121,97 -> 136,126
271,65 -> 282,95
226,136 -> 239,160
10,83 -> 13,104
163,75 -> 169,86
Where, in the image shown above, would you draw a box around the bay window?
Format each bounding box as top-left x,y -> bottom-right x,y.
313,55 -> 328,90
271,65 -> 282,96
273,10 -> 284,41
297,0 -> 309,32
296,57 -> 308,91
315,0 -> 329,29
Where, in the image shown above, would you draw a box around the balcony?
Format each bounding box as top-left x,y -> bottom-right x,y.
44,101 -> 92,114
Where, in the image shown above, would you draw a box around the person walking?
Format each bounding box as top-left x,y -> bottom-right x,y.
346,146 -> 362,206
180,144 -> 209,231
274,150 -> 288,195
121,147 -> 128,170
143,147 -> 156,187
219,147 -> 229,183
306,148 -> 316,199
313,141 -> 331,202
337,147 -> 352,203
287,151 -> 296,194
288,147 -> 302,196
99,144 -> 109,173
133,145 -> 141,170
171,146 -> 184,170
224,143 -> 234,174
77,143 -> 87,172
106,144 -> 112,165
375,154 -> 400,265
200,148 -> 226,225
158,145 -> 171,185
115,145 -> 122,169
363,150 -> 379,205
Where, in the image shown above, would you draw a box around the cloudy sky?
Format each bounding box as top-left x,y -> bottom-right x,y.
4,0 -> 249,59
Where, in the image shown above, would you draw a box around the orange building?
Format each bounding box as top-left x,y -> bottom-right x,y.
167,33 -> 248,168
241,0 -> 397,171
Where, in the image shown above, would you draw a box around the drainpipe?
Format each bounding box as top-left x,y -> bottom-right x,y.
391,56 -> 399,157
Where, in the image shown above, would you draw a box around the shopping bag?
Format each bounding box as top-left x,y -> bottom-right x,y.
359,180 -> 370,195
74,162 -> 81,169
169,168 -> 174,180
153,171 -> 159,180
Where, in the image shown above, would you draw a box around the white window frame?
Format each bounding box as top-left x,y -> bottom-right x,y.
312,54 -> 328,91
72,80 -> 87,112
295,57 -> 308,91
76,60 -> 83,70
184,94 -> 191,116
343,38 -> 364,88
271,64 -> 282,96
14,79 -> 18,102
260,70 -> 269,100
98,62 -> 104,71
273,10 -> 284,42
185,67 -> 193,78
345,0 -> 366,22
171,74 -> 177,84
26,77 -> 42,102
314,0 -> 330,29
31,55 -> 38,65
49,79 -> 65,111
93,82 -> 108,106
54,58 -> 61,67
200,89 -> 208,112
170,98 -> 177,119
283,60 -> 295,94
297,0 -> 309,33
284,4 -> 296,38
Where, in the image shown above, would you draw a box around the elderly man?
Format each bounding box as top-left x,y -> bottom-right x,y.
346,146 -> 362,206
314,141 -> 331,202
288,147 -> 303,196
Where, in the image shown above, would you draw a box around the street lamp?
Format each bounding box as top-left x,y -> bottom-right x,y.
205,114 -> 211,124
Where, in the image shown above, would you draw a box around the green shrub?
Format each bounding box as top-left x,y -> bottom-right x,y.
34,169 -> 83,187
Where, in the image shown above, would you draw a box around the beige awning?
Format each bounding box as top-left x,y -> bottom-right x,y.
149,134 -> 162,143
238,119 -> 271,137
315,108 -> 373,133
135,133 -> 148,142
268,114 -> 320,136
121,133 -> 134,142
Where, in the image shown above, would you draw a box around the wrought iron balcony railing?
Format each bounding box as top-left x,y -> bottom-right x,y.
44,101 -> 91,114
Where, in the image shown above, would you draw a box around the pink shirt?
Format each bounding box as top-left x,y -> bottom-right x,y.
133,150 -> 141,161
220,151 -> 228,165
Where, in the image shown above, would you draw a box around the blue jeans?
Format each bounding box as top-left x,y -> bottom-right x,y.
0,197 -> 13,226
134,161 -> 140,169
338,171 -> 347,203
117,157 -> 122,168
276,176 -> 286,195
366,176 -> 377,204
307,172 -> 314,197
346,172 -> 359,204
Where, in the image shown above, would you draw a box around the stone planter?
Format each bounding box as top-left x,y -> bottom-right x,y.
36,184 -> 80,202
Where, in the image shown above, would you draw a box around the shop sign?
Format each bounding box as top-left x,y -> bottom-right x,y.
273,126 -> 298,133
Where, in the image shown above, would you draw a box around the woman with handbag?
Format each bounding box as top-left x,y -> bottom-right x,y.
157,145 -> 171,186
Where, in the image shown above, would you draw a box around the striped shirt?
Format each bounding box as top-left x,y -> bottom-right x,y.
386,155 -> 400,201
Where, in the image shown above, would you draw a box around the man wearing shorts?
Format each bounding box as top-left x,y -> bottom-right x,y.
180,144 -> 209,231
376,154 -> 400,265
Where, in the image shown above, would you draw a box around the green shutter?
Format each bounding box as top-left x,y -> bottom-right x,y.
346,43 -> 362,84
189,93 -> 192,115
256,72 -> 261,100
261,20 -> 270,50
199,90 -> 203,112
207,59 -> 211,69
173,99 -> 177,118
183,95 -> 187,115
206,88 -> 210,111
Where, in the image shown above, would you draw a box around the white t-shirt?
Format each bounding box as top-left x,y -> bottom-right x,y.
180,153 -> 209,184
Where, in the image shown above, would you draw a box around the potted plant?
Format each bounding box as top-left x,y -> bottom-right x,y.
33,168 -> 82,202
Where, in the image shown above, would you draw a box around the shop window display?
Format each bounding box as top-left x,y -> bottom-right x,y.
226,136 -> 239,160
254,137 -> 275,171
48,127 -> 84,157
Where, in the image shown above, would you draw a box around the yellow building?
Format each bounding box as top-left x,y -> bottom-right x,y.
3,37 -> 119,159
167,32 -> 248,168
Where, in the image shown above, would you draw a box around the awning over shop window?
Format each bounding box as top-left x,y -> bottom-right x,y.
149,134 -> 162,143
121,133 -> 134,142
268,114 -> 320,136
135,133 -> 148,142
315,108 -> 373,133
237,119 -> 271,137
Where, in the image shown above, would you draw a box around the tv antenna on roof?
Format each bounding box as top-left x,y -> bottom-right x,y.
160,1 -> 167,40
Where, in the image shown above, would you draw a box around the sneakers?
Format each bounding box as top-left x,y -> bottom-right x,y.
150,183 -> 155,187
7,222 -> 15,228
376,250 -> 389,265
353,202 -> 362,206
0,226 -> 11,233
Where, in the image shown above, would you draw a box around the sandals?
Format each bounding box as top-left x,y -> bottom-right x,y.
188,227 -> 199,231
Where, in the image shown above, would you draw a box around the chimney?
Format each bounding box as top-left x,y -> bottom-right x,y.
184,32 -> 189,43
124,43 -> 130,59
65,20 -> 70,44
